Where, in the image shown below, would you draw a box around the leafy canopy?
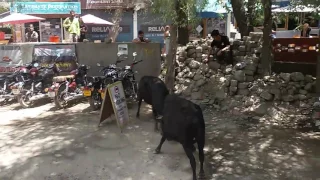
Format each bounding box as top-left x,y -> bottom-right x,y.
148,0 -> 209,26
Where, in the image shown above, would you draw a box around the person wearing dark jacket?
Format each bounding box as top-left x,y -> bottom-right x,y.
301,23 -> 311,37
206,30 -> 233,65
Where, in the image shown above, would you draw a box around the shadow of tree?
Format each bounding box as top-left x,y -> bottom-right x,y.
204,113 -> 320,179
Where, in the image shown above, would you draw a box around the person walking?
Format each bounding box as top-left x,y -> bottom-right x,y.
78,18 -> 87,42
63,10 -> 80,42
163,25 -> 170,56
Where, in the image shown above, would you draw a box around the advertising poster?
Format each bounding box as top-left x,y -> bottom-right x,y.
0,45 -> 22,74
33,44 -> 77,72
207,17 -> 226,36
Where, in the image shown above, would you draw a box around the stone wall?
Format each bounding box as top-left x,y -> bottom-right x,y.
171,32 -> 317,124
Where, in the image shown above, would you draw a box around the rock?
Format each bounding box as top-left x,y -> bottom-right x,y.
195,79 -> 206,87
282,95 -> 294,102
193,74 -> 202,81
305,75 -> 314,83
237,89 -> 249,96
260,91 -> 273,100
199,64 -> 209,73
230,80 -> 238,87
299,89 -> 308,95
196,46 -> 203,53
191,91 -> 203,100
188,60 -> 201,69
214,89 -> 226,100
238,82 -> 249,89
208,61 -> 220,70
234,70 -> 246,82
298,94 -> 307,101
290,72 -> 304,81
279,73 -> 291,82
304,83 -> 313,91
187,48 -> 196,56
254,103 -> 269,116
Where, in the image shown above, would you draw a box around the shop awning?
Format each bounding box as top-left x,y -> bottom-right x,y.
81,14 -> 114,25
0,13 -> 44,25
272,5 -> 316,12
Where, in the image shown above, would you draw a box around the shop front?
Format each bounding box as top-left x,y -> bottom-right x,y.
10,0 -> 81,42
81,0 -> 133,42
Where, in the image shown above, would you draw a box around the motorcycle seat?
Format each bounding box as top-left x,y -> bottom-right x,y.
53,75 -> 75,82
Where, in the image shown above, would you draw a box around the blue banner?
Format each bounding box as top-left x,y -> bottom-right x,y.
10,2 -> 81,14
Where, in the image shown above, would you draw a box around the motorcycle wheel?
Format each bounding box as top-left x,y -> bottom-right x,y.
20,93 -> 33,108
54,91 -> 68,109
88,90 -> 101,111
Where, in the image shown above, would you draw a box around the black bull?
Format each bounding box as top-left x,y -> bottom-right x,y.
136,76 -> 169,131
155,94 -> 206,180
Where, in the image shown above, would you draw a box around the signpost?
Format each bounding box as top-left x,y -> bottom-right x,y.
99,81 -> 130,131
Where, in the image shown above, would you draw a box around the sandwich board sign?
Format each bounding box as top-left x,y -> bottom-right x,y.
99,81 -> 130,131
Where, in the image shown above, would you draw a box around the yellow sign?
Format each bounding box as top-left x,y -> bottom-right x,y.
101,92 -> 105,99
144,48 -> 154,56
83,90 -> 91,96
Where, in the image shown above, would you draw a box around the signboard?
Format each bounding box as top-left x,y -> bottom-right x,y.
86,25 -> 131,41
0,45 -> 22,74
99,81 -> 129,131
140,25 -> 166,38
10,2 -> 81,14
86,0 -> 127,9
33,44 -> 77,72
118,44 -> 128,55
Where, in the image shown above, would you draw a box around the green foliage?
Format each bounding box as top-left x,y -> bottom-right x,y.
149,0 -> 209,26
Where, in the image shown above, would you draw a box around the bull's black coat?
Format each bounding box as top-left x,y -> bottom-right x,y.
155,94 -> 205,180
136,76 -> 169,131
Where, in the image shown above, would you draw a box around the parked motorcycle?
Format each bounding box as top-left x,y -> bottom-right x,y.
83,76 -> 106,111
8,63 -> 38,102
53,64 -> 90,108
97,52 -> 142,99
0,65 -> 30,103
18,62 -> 60,108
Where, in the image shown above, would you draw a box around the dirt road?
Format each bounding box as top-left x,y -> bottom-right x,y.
0,102 -> 208,180
1,101 -> 320,180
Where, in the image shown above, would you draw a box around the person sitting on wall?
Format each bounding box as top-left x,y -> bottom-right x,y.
301,23 -> 311,37
205,29 -> 232,65
132,30 -> 150,43
63,10 -> 80,42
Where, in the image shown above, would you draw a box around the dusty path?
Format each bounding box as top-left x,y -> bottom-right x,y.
1,101 -> 320,180
0,102 -> 210,180
203,111 -> 320,180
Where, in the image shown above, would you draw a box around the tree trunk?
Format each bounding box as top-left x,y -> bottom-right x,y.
178,27 -> 189,45
261,0 -> 272,76
165,24 -> 177,94
230,0 -> 249,37
176,0 -> 189,45
106,9 -> 123,42
247,0 -> 256,32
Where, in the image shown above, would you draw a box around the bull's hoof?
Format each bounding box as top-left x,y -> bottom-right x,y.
198,172 -> 205,180
154,148 -> 161,154
136,113 -> 140,118
191,145 -> 196,152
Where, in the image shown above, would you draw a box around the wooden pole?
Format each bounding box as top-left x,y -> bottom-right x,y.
203,18 -> 207,38
285,13 -> 289,30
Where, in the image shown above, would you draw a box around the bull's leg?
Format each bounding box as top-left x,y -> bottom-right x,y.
197,138 -> 205,179
183,145 -> 197,180
136,97 -> 142,118
152,107 -> 159,131
154,136 -> 166,154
